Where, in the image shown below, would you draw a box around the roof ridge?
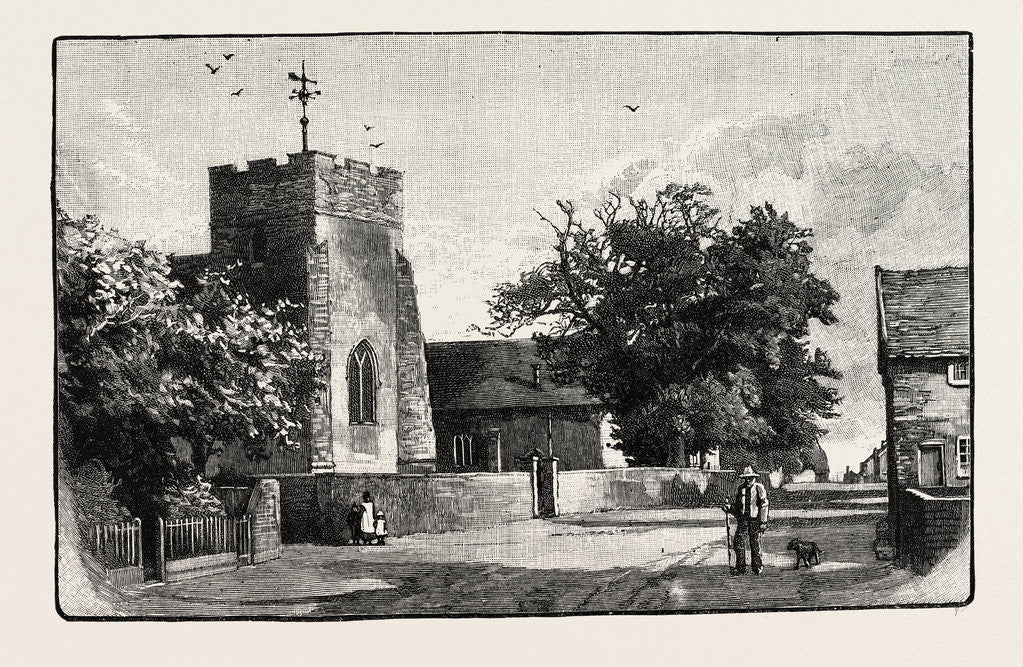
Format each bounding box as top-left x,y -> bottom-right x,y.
878,265 -> 969,275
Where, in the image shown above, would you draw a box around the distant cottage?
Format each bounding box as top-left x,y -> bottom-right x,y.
858,442 -> 887,483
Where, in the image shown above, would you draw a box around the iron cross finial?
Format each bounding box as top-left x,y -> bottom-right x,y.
288,60 -> 321,152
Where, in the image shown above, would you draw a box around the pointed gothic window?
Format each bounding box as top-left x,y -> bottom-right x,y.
348,341 -> 376,424
453,434 -> 474,468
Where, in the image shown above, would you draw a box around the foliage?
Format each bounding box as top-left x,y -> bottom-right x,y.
56,207 -> 322,516
485,184 -> 841,468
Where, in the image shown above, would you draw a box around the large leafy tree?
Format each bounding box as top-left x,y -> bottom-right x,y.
57,207 -> 321,516
486,184 -> 840,469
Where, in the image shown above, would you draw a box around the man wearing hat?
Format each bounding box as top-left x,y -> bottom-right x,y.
722,466 -> 770,575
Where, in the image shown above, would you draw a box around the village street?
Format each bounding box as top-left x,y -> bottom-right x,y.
117,501 -> 969,618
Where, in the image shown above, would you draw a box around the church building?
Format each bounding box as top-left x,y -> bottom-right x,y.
174,150 -> 438,475
173,140 -> 618,478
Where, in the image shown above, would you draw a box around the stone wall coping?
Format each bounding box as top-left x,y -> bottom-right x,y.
559,467 -> 736,475
254,471 -> 530,480
907,487 -> 972,502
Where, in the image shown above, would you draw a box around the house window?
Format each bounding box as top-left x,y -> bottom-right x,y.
957,436 -> 971,477
453,434 -> 474,467
947,359 -> 970,386
348,341 -> 376,424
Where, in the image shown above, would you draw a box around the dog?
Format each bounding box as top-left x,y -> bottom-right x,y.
786,538 -> 823,570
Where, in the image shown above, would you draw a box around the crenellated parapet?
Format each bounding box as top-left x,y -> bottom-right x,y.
314,155 -> 403,229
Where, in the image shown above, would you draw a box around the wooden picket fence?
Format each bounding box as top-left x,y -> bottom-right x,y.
91,518 -> 144,588
158,514 -> 253,583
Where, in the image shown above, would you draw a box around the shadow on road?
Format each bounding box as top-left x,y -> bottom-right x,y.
117,506 -> 939,618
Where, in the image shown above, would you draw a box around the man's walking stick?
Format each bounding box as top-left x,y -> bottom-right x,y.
723,508 -> 735,575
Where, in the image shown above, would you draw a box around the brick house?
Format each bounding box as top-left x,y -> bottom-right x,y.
875,266 -> 971,564
425,338 -> 636,473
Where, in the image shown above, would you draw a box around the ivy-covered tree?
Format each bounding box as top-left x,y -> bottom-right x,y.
56,207 -> 322,517
486,184 -> 840,470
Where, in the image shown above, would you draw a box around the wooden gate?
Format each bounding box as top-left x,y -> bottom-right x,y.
91,518 -> 144,588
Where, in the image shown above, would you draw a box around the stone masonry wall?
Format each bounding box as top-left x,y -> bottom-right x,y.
558,468 -> 735,515
266,473 -> 534,542
317,473 -> 534,540
394,251 -> 437,472
208,153 -> 318,316
267,468 -> 740,544
314,156 -> 403,232
899,488 -> 970,575
889,358 -> 971,489
276,475 -> 321,544
306,240 -> 333,470
315,155 -> 408,474
321,212 -> 400,472
245,478 -> 282,564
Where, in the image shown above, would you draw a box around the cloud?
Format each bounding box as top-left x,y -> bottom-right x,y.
806,142 -> 952,236
600,158 -> 658,199
101,99 -> 143,134
688,113 -> 830,185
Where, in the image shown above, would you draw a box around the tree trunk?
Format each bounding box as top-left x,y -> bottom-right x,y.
665,435 -> 686,468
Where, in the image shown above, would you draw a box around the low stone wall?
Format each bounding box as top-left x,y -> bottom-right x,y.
899,488 -> 971,575
265,472 -> 534,543
275,475 -> 322,543
784,482 -> 887,492
557,468 -> 735,515
164,552 -> 239,583
246,479 -> 282,564
105,565 -> 144,589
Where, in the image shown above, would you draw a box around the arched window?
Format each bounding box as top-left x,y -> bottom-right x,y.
453,434 -> 474,467
348,341 -> 376,424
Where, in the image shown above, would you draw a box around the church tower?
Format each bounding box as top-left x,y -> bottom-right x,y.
203,150 -> 437,474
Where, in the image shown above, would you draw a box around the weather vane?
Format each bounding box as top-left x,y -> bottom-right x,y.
288,60 -> 321,152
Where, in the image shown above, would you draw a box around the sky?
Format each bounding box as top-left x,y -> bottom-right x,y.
55,34 -> 970,474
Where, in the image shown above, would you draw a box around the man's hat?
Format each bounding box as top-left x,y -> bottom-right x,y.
739,466 -> 758,478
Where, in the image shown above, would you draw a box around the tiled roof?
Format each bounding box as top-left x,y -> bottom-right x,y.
876,266 -> 970,358
425,338 -> 601,411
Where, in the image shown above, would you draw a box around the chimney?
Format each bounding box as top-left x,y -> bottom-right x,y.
531,364 -> 542,390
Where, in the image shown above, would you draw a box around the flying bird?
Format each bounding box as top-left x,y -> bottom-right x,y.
624,104 -> 639,112
364,124 -> 374,131
223,53 -> 235,60
370,142 -> 385,148
231,88 -> 244,96
205,63 -> 221,74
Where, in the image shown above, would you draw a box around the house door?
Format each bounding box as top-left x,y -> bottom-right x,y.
919,446 -> 944,487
